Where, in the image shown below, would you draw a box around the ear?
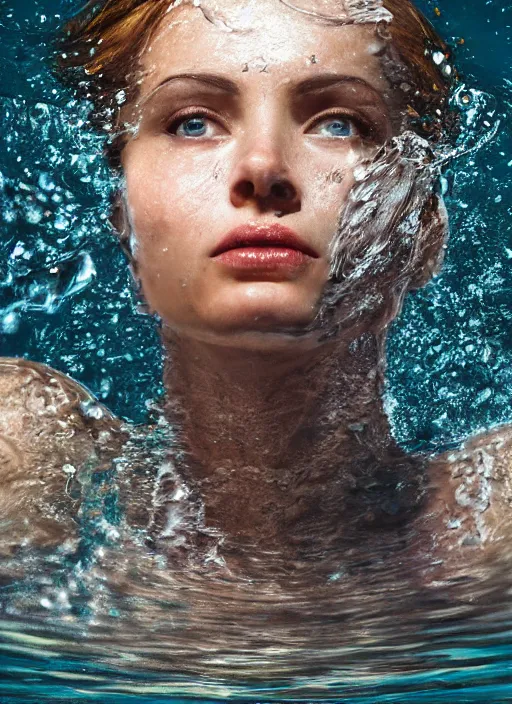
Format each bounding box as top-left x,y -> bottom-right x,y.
109,189 -> 140,278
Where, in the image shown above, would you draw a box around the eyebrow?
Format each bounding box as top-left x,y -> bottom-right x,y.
140,72 -> 384,107
294,74 -> 384,98
141,72 -> 240,105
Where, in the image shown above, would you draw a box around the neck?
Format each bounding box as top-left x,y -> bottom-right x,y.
155,330 -> 425,561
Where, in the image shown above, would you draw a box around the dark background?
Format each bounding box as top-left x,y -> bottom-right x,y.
0,0 -> 510,451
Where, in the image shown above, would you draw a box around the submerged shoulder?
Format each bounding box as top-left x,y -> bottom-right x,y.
0,356 -> 123,453
0,357 -> 127,549
432,424 -> 512,486
0,355 -> 108,411
427,424 -> 512,547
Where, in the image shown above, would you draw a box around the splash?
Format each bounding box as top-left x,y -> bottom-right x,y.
314,82 -> 501,342
0,251 -> 96,333
0,96 -> 117,320
278,0 -> 392,24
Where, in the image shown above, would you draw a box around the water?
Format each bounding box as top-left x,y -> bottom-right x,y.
0,0 -> 512,701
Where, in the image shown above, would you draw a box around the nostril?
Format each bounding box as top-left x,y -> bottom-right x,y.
231,175 -> 300,212
270,181 -> 295,200
237,181 -> 255,199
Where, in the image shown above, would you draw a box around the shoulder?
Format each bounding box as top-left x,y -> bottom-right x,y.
0,355 -> 112,417
0,356 -> 125,466
0,357 -> 127,550
426,424 -> 512,548
430,424 -> 512,493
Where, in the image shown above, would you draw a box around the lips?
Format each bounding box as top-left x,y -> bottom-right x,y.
211,224 -> 319,259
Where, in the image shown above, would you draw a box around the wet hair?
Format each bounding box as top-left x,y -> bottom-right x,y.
54,0 -> 455,168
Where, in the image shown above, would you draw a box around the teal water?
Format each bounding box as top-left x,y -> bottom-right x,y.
0,0 -> 512,702
388,0 -> 512,453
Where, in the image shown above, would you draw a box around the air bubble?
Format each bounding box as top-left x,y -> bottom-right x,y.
54,214 -> 70,231
25,204 -> 44,224
432,50 -> 445,65
1,311 -> 20,334
80,399 -> 104,420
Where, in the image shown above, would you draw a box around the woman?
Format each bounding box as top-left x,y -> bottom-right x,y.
0,0 -> 509,579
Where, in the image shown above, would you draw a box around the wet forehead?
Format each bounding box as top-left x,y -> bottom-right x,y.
164,0 -> 391,26
139,0 -> 391,97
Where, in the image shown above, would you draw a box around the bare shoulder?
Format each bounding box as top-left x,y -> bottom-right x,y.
426,424 -> 512,550
434,424 -> 512,473
430,424 -> 512,494
0,357 -> 127,550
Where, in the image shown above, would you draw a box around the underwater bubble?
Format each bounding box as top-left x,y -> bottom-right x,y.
10,243 -> 26,260
37,172 -> 55,192
452,85 -> 499,144
79,399 -> 104,420
2,207 -> 16,224
99,377 -> 112,398
24,203 -> 44,224
54,214 -> 70,231
1,311 -> 20,334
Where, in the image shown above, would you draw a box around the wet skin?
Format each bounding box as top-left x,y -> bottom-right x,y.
0,0 -> 512,587
120,0 -> 396,346
0,357 -> 511,578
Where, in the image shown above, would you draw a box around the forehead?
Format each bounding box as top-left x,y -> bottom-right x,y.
139,0 -> 392,96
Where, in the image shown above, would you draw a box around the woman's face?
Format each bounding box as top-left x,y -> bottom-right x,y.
121,0 -> 398,349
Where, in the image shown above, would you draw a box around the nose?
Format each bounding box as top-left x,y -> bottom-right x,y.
229,137 -> 302,216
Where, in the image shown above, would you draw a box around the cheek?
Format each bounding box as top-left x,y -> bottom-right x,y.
314,167 -> 354,209
303,147 -> 359,244
122,145 -> 229,321
124,142 -> 223,257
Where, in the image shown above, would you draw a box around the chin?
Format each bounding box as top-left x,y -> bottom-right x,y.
208,286 -> 318,332
190,326 -> 325,353
165,298 -> 323,352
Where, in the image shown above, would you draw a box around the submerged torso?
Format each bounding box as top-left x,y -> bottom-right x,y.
1,355 -> 512,676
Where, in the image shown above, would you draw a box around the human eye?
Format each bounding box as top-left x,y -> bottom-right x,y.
166,110 -> 223,139
307,111 -> 366,139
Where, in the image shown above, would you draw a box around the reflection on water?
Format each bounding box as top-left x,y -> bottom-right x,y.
0,0 -> 512,702
3,500 -> 512,701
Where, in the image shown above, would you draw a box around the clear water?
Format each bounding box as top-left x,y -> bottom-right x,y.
0,0 -> 512,701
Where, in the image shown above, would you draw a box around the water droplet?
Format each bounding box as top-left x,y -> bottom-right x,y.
1,311 -> 20,334
80,400 -> 104,420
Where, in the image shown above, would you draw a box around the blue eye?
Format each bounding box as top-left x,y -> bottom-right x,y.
313,116 -> 357,138
176,116 -> 208,137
